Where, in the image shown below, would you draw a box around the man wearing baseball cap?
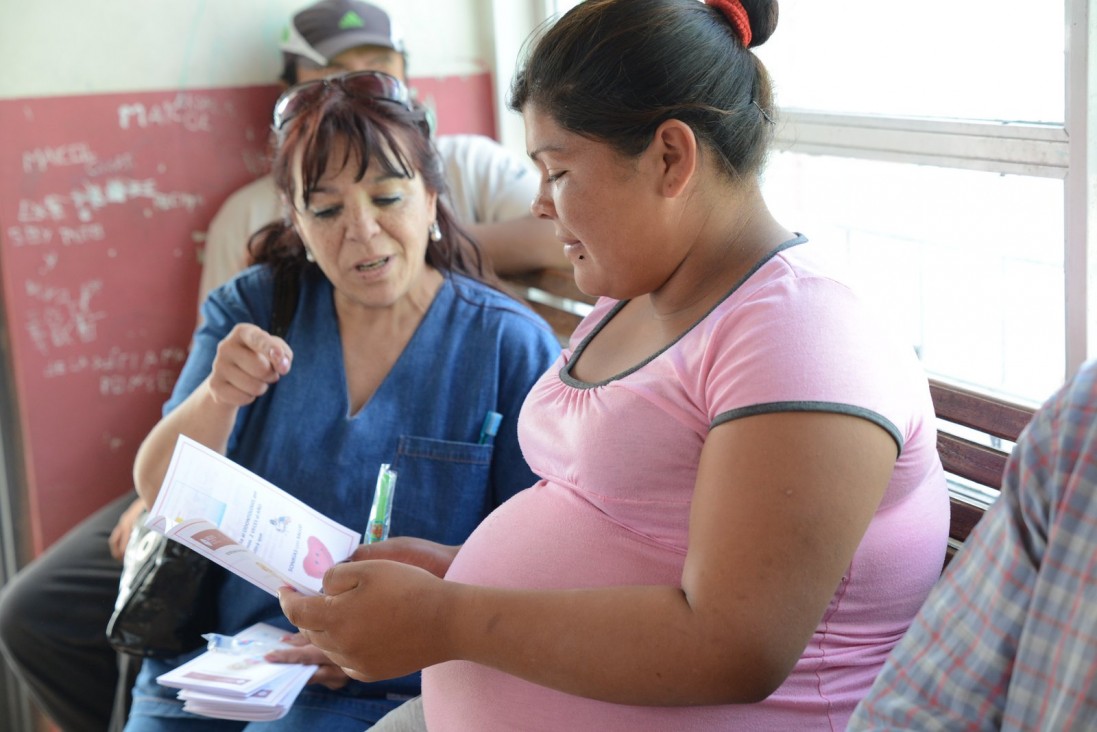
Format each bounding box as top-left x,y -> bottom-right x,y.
0,2 -> 562,731
279,0 -> 407,79
198,0 -> 566,309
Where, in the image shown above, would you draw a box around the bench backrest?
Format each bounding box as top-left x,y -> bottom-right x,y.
928,379 -> 1036,563
504,270 -> 1038,564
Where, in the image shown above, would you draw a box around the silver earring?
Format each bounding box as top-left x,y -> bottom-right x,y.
304,246 -> 316,263
429,221 -> 442,242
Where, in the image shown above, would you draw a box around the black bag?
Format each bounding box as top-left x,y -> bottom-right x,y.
106,517 -> 216,657
106,264 -> 301,657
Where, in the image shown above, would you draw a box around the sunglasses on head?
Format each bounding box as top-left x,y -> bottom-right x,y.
272,70 -> 413,130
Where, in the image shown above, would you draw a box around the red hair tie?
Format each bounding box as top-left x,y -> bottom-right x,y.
706,0 -> 752,47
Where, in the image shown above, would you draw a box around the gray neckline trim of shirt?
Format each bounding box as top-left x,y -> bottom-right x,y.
559,234 -> 808,390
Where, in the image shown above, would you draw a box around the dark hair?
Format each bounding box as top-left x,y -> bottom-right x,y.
248,87 -> 493,288
509,0 -> 779,180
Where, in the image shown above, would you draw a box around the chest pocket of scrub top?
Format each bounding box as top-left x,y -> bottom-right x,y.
391,435 -> 493,545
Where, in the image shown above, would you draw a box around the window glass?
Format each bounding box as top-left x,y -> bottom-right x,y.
556,1 -> 1065,123
762,152 -> 1065,404
754,0 -> 1065,123
551,0 -> 582,15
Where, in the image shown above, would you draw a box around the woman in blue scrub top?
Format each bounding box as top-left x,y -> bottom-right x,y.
123,71 -> 560,732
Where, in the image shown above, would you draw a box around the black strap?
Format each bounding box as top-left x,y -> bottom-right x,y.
270,265 -> 300,339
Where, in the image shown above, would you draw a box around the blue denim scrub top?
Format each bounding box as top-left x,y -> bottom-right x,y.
131,264 -> 559,712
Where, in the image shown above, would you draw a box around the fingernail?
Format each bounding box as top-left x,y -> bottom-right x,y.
270,349 -> 290,372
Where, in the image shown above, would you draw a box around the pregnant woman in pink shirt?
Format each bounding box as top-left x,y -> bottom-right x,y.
280,1 -> 949,729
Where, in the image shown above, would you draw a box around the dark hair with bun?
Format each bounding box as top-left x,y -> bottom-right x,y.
509,0 -> 780,179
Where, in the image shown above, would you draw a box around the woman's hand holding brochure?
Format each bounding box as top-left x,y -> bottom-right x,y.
349,536 -> 460,579
279,545 -> 454,683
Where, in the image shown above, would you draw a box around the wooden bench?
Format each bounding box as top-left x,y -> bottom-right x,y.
929,379 -> 1037,563
504,269 -> 1039,562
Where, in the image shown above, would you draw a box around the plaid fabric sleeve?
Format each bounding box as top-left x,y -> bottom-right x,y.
849,364 -> 1097,731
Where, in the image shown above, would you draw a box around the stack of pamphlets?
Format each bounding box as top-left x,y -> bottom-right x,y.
157,622 -> 318,721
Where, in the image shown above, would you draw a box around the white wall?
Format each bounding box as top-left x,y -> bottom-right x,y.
0,0 -> 493,98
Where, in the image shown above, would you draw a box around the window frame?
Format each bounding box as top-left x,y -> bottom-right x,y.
774,0 -> 1092,386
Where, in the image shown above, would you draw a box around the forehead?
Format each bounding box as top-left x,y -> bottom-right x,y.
332,45 -> 402,69
523,105 -> 569,158
297,45 -> 405,82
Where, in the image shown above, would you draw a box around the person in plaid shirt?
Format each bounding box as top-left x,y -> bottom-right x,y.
849,361 -> 1097,731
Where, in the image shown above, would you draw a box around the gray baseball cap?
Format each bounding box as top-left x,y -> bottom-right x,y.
281,0 -> 406,67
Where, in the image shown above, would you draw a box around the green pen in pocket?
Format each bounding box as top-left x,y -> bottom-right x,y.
366,463 -> 398,543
